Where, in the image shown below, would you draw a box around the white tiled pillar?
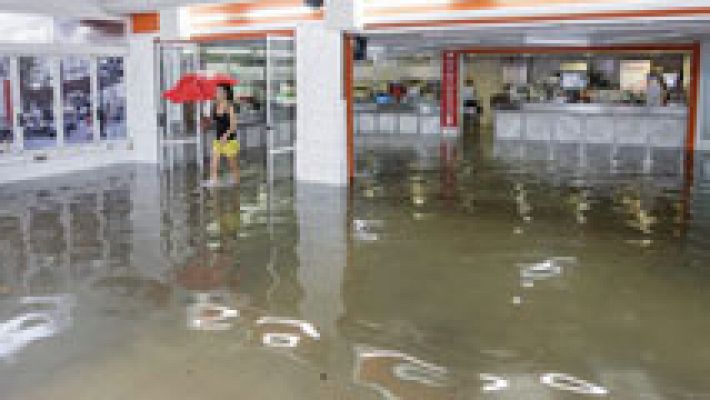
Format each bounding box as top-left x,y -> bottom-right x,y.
295,22 -> 348,186
325,0 -> 363,30
159,8 -> 180,40
127,33 -> 159,163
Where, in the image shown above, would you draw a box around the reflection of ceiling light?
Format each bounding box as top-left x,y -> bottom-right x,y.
540,373 -> 608,396
481,373 -> 510,392
262,333 -> 300,348
372,0 -> 453,7
256,317 -> 320,340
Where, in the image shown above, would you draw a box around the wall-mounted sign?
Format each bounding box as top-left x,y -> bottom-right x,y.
620,60 -> 651,92
441,51 -> 459,129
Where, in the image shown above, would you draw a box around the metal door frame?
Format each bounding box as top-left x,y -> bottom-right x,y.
265,34 -> 296,233
155,42 -> 203,171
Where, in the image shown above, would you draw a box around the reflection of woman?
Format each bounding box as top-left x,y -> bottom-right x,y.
209,84 -> 240,184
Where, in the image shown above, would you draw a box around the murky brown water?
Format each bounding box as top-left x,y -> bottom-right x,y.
1,138 -> 710,399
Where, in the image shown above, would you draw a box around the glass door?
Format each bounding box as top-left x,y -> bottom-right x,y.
18,56 -> 58,150
265,35 -> 296,219
157,42 -> 202,168
61,56 -> 94,145
98,57 -> 126,141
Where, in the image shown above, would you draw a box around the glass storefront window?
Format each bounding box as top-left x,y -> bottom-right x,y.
201,42 -> 267,123
0,57 -> 13,153
62,57 -> 94,144
19,56 -> 57,150
98,57 -> 126,140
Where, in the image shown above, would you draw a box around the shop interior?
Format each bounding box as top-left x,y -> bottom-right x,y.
461,50 -> 691,130
157,36 -> 296,184
350,28 -> 698,179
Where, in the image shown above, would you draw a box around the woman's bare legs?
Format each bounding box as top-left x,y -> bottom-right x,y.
227,155 -> 240,184
210,153 -> 221,182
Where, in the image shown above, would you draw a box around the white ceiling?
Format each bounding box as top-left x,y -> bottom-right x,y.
363,20 -> 710,52
0,0 -> 247,16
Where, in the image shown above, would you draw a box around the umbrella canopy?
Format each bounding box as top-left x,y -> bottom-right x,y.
163,72 -> 238,104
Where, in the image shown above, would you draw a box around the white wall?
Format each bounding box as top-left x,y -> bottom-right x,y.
296,22 -> 348,186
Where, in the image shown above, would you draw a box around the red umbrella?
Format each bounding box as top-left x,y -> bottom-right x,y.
162,72 -> 238,104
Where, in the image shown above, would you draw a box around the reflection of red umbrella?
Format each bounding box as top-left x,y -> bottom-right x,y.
163,72 -> 238,103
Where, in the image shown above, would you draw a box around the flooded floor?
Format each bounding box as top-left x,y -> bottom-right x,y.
1,136 -> 710,399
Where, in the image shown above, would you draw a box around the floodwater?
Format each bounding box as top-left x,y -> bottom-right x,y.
1,137 -> 710,399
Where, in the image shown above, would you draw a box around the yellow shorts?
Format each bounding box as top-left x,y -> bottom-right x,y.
212,139 -> 240,157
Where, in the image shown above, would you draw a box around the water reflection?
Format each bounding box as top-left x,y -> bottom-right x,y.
0,143 -> 709,398
354,346 -> 452,399
519,257 -> 577,289
0,295 -> 75,362
186,292 -> 239,331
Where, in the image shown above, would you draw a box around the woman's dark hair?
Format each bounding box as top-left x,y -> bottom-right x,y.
218,83 -> 234,101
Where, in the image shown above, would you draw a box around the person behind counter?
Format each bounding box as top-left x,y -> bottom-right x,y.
646,73 -> 667,107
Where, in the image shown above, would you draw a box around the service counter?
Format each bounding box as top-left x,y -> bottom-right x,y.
354,103 -> 441,136
495,103 -> 688,148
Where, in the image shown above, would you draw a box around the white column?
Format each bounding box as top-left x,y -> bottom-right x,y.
697,39 -> 710,151
127,33 -> 159,163
160,8 -> 180,41
325,0 -> 362,30
296,22 -> 348,185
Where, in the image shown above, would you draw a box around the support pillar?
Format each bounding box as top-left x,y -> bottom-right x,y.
295,22 -> 348,185
126,33 -> 159,163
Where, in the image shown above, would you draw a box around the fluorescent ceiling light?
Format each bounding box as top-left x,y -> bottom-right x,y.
525,37 -> 590,46
245,6 -> 315,18
368,0 -> 454,7
204,48 -> 254,55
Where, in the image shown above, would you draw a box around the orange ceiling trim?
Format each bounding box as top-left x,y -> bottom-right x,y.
365,7 -> 710,29
131,12 -> 160,34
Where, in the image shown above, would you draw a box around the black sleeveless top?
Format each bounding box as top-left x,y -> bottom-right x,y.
213,104 -> 236,141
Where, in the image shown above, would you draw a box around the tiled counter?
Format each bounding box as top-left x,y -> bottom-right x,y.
495,103 -> 688,148
355,103 -> 441,136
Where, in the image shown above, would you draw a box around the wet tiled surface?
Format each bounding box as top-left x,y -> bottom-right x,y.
1,139 -> 710,399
